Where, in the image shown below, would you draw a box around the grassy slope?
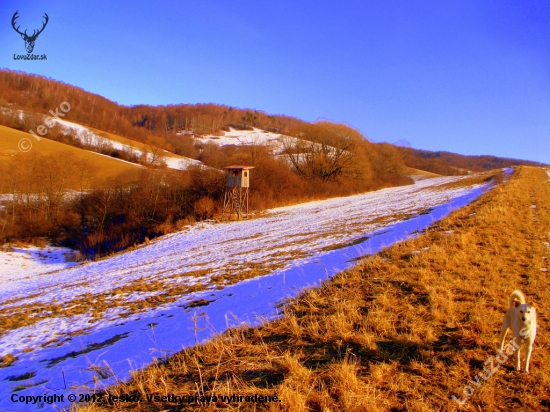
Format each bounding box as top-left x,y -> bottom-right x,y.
86,126 -> 193,162
78,167 -> 550,412
0,125 -> 139,186
403,166 -> 443,180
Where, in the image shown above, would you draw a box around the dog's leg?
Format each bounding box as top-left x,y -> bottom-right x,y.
499,313 -> 510,350
514,344 -> 521,371
523,342 -> 533,373
499,329 -> 508,350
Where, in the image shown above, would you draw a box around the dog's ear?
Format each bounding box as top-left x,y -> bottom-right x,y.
530,302 -> 538,309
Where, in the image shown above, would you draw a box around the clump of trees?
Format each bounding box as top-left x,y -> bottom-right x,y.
283,122 -> 361,182
0,153 -> 219,256
281,121 -> 411,189
0,152 -> 96,242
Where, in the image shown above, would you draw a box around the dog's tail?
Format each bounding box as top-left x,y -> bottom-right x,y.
509,290 -> 526,308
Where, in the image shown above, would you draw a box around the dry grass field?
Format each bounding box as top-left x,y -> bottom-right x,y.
76,166 -> 550,412
0,125 -> 139,188
403,166 -> 443,180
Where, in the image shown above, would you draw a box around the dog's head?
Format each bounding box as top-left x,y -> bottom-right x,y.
518,302 -> 538,323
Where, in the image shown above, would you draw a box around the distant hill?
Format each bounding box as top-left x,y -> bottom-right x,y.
396,147 -> 547,176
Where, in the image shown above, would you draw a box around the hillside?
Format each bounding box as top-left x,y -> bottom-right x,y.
0,124 -> 139,189
50,118 -> 203,170
75,166 -> 550,411
1,71 -> 415,252
0,107 -> 203,171
0,69 -> 308,151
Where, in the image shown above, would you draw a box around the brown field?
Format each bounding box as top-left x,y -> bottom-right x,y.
0,125 -> 139,188
76,166 -> 550,412
403,166 -> 443,180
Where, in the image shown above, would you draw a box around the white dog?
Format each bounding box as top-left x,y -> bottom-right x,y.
499,290 -> 537,372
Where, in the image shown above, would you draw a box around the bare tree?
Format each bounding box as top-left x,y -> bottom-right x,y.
147,144 -> 167,168
282,123 -> 358,182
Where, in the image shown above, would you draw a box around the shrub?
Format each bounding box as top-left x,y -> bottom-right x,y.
194,197 -> 216,221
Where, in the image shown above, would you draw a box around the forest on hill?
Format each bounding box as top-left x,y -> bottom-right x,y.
0,69 -> 307,154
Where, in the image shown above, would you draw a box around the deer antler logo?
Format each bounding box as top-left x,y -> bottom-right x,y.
11,11 -> 49,54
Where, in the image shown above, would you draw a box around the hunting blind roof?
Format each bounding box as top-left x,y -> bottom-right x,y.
223,165 -> 255,169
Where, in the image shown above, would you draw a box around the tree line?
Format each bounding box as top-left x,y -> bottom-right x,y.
395,147 -> 546,175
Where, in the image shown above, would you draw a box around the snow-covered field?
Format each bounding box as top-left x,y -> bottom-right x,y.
0,246 -> 80,285
0,173 -> 496,411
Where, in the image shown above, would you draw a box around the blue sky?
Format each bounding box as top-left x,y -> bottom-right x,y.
1,0 -> 549,163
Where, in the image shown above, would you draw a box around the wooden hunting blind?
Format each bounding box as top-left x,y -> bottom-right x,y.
222,165 -> 254,219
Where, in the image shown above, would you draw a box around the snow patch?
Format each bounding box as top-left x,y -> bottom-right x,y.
0,245 -> 81,284
195,127 -> 298,154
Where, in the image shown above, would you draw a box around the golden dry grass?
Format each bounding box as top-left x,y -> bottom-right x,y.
86,126 -> 195,164
403,167 -> 443,180
0,125 -> 139,188
76,166 -> 550,412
